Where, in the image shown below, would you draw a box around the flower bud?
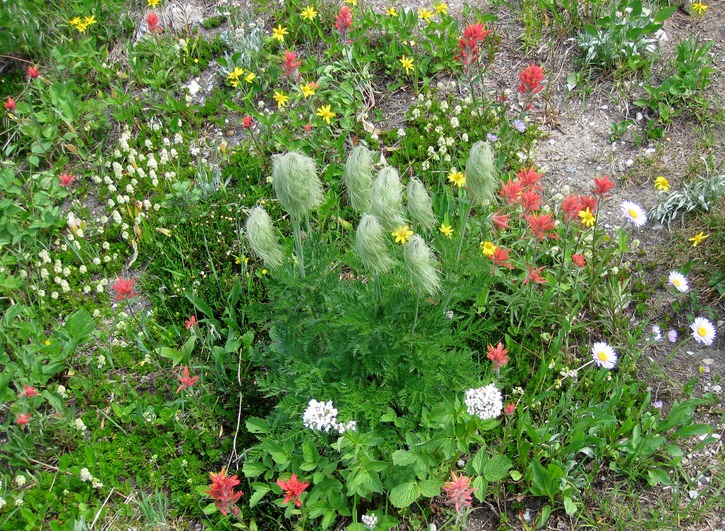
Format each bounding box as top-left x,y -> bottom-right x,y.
245,206 -> 284,268
272,151 -> 323,220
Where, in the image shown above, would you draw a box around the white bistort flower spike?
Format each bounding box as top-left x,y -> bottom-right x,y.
591,342 -> 618,369
690,317 -> 716,346
465,384 -> 503,420
620,200 -> 647,228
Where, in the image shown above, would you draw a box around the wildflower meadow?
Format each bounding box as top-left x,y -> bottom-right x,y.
1,0 -> 723,529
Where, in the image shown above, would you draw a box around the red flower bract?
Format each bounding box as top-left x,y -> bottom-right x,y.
58,173 -> 75,187
593,175 -> 615,197
572,254 -> 586,268
111,277 -> 139,301
20,385 -> 40,398
4,97 -> 16,111
489,247 -> 514,270
526,212 -> 557,241
518,64 -> 544,94
241,115 -> 254,129
442,472 -> 474,513
518,189 -> 542,213
561,195 -> 582,221
516,166 -> 543,190
282,50 -> 302,80
185,315 -> 198,329
579,195 -> 597,214
523,265 -> 546,285
491,211 -> 510,230
503,403 -> 516,415
205,468 -> 243,516
487,342 -> 510,369
499,179 -> 523,206
17,412 -> 31,425
146,12 -> 162,33
176,365 -> 200,393
334,6 -> 353,41
27,66 -> 40,79
277,474 -> 310,507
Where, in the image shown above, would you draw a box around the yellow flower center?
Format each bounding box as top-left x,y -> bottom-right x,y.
697,326 -> 707,337
673,278 -> 681,287
628,208 -> 638,218
597,351 -> 608,361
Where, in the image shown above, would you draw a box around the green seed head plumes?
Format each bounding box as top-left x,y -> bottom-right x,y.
355,214 -> 393,274
370,166 -> 406,231
272,151 -> 324,220
403,234 -> 441,296
343,145 -> 374,213
407,177 -> 436,231
245,206 -> 284,269
465,141 -> 497,204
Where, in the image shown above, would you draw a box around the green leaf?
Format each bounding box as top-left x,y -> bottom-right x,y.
509,470 -> 522,481
180,335 -> 196,361
418,478 -> 443,498
654,5 -> 677,23
483,454 -> 512,482
673,424 -> 710,439
248,484 -> 271,507
471,476 -> 488,502
242,461 -> 268,478
538,504 -> 552,527
469,448 -> 486,475
64,309 -> 94,344
246,417 -> 270,434
391,450 -> 418,467
302,440 -> 320,464
156,346 -> 183,366
647,469 -> 670,486
563,496 -> 578,515
202,502 -> 218,515
389,481 -> 420,508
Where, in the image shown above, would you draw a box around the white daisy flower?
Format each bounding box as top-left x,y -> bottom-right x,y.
652,325 -> 662,341
591,342 -> 618,369
690,317 -> 716,346
621,201 -> 647,228
668,271 -> 689,292
666,329 -> 678,343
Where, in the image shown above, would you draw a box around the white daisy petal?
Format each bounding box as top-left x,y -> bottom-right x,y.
591,342 -> 618,369
668,271 -> 689,293
690,317 -> 716,346
621,201 -> 647,228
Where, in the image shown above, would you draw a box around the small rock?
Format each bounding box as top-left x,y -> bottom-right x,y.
625,159 -> 634,167
636,112 -> 643,121
689,490 -> 699,500
601,105 -> 609,110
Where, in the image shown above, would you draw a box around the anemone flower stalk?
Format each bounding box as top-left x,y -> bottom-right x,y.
245,120 -> 270,175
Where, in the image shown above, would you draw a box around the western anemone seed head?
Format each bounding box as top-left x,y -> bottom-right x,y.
407,177 -> 436,231
272,151 -> 324,220
355,214 -> 393,274
245,206 -> 285,268
371,166 -> 406,231
403,234 -> 441,296
465,141 -> 497,204
343,145 -> 374,213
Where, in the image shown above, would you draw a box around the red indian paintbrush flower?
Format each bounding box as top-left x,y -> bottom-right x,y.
20,385 -> 40,398
185,315 -> 198,329
593,175 -> 615,197
487,342 -> 510,369
111,277 -> 139,301
334,6 -> 353,42
561,195 -> 582,221
176,366 -> 199,393
27,66 -> 40,79
516,166 -> 543,190
503,403 -> 516,415
523,264 -> 546,285
17,413 -> 31,425
241,115 -> 254,129
526,212 -> 557,241
518,64 -> 544,94
58,173 -> 75,186
579,195 -> 597,214
282,50 -> 302,81
442,471 -> 474,513
146,12 -> 161,33
572,254 -> 586,268
489,247 -> 514,270
499,179 -> 523,206
491,211 -> 510,230
518,189 -> 542,213
277,474 -> 310,507
4,97 -> 16,111
205,468 -> 243,516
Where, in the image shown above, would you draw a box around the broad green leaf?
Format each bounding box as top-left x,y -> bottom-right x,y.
647,469 -> 670,486
389,481 -> 420,508
156,347 -> 183,366
249,484 -> 271,507
242,461 -> 268,478
391,450 -> 417,467
246,417 -> 270,434
563,496 -> 578,515
418,478 -> 443,498
483,454 -> 512,482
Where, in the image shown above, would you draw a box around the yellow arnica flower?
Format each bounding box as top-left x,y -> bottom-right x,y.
272,24 -> 289,42
578,207 -> 596,228
69,16 -> 83,29
480,241 -> 497,257
301,83 -> 317,98
316,104 -> 336,124
387,6 -> 398,16
245,71 -> 256,83
448,170 -> 465,188
688,231 -> 708,247
148,0 -> 160,7
83,15 -> 96,27
300,6 -> 318,21
344,0 -> 357,5
418,8 -> 434,23
392,225 -> 414,244
435,2 -> 448,15
400,55 -> 414,75
227,67 -> 244,87
273,91 -> 290,108
691,2 -> 707,15
654,176 -> 670,192
439,223 -> 453,238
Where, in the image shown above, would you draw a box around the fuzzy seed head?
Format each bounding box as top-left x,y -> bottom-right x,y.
272,152 -> 324,220
245,206 -> 285,268
465,141 -> 497,204
403,234 -> 441,296
355,214 -> 393,274
343,145 -> 374,213
407,177 -> 436,231
371,166 -> 406,231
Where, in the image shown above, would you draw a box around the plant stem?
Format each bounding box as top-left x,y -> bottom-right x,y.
412,294 -> 420,334
292,217 -> 305,278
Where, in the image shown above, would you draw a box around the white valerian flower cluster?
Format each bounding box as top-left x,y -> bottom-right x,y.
302,399 -> 356,434
362,513 -> 378,529
465,384 -> 503,420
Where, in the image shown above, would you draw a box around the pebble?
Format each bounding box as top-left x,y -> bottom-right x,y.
636,112 -> 643,121
625,159 -> 634,167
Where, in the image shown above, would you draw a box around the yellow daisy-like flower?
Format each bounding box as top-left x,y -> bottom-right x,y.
418,7 -> 434,23
148,0 -> 160,7
316,104 -> 336,124
654,176 -> 670,192
399,55 -> 414,75
245,71 -> 256,84
273,91 -> 290,108
82,15 -> 97,28
392,225 -> 414,244
344,0 -> 357,5
447,169 -> 465,188
387,6 -> 398,16
439,223 -> 453,238
272,24 -> 289,42
688,231 -> 708,247
300,6 -> 318,21
69,16 -> 83,30
691,2 -> 707,15
300,83 -> 317,98
578,207 -> 596,228
227,67 -> 244,87
480,241 -> 497,257
435,2 -> 448,14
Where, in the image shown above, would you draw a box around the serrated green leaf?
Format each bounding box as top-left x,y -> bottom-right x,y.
418,478 -> 443,498
470,448 -> 486,475
391,450 -> 417,467
389,481 -> 420,508
242,461 -> 268,477
248,484 -> 271,507
471,476 -> 487,502
483,454 -> 512,482
245,417 -> 270,434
